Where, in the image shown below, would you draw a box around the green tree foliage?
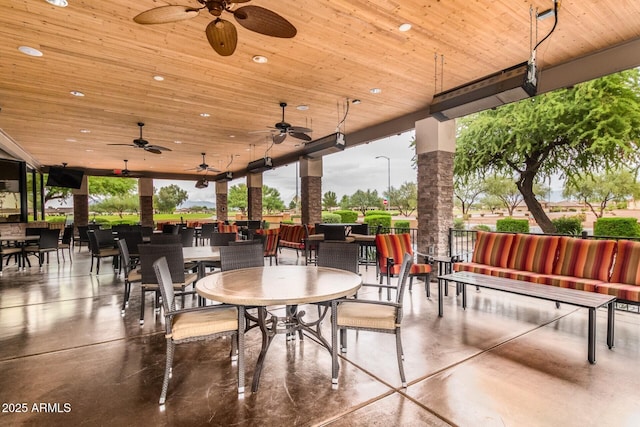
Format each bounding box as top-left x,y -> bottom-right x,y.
563,169 -> 640,218
454,174 -> 484,216
262,185 -> 286,213
479,194 -> 503,214
155,184 -> 188,214
339,195 -> 350,210
594,217 -> 640,237
387,182 -> 417,217
92,194 -> 139,218
455,69 -> 640,233
483,175 -> 524,216
322,191 -> 338,210
88,177 -> 137,200
228,184 -> 248,214
349,189 -> 382,215
496,218 -> 529,233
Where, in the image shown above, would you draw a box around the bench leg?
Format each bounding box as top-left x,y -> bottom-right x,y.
438,279 -> 444,317
462,283 -> 467,309
607,301 -> 615,349
588,307 -> 596,364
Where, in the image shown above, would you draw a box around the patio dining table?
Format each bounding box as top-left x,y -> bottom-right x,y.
196,265 -> 362,392
0,235 -> 40,271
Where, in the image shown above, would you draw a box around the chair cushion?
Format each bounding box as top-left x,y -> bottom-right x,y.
536,274 -> 603,292
453,262 -> 499,276
337,302 -> 396,330
127,269 -> 142,283
610,240 -> 640,285
553,237 -> 616,281
170,307 -> 238,341
97,248 -> 120,257
471,231 -> 514,268
596,282 -> 640,302
507,234 -> 560,274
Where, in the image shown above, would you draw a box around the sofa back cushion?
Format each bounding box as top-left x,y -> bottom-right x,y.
507,234 -> 560,274
553,237 -> 616,281
610,240 -> 640,285
471,231 -> 514,268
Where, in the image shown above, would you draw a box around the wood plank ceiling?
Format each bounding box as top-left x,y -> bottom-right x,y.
0,0 -> 639,180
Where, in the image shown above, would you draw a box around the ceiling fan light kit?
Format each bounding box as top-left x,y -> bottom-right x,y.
134,1 -> 297,56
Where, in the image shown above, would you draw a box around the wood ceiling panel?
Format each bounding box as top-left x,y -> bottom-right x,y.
0,0 -> 638,179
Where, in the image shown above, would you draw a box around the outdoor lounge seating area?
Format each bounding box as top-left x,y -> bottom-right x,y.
1,243 -> 640,425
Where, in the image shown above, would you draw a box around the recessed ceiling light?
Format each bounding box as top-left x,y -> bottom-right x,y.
45,0 -> 68,7
370,88 -> 382,94
398,23 -> 412,32
153,75 -> 165,81
70,90 -> 85,97
18,46 -> 43,57
229,135 -> 236,138
85,149 -> 93,152
296,105 -> 309,111
252,55 -> 268,64
80,129 -> 91,133
173,140 -> 182,144
65,138 -> 77,142
200,113 -> 210,117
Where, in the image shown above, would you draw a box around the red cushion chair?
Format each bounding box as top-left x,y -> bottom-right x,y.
375,233 -> 432,299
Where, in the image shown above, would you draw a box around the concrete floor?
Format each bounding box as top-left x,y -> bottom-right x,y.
1,248 -> 639,426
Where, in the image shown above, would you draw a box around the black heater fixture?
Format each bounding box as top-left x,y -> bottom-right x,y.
247,156 -> 274,173
213,171 -> 233,182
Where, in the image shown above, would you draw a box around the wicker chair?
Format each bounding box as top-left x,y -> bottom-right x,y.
117,239 -> 141,315
0,241 -> 24,274
87,230 -> 120,274
316,241 -> 359,274
335,253 -> 413,387
58,225 -> 74,262
152,256 -> 244,404
118,230 -> 144,259
73,225 -> 90,251
138,244 -> 198,325
210,232 -> 237,247
219,244 -> 264,271
199,223 -> 216,245
150,234 -> 181,245
25,228 -> 61,267
180,227 -> 196,247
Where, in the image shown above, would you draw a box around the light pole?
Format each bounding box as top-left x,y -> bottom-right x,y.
376,155 -> 390,210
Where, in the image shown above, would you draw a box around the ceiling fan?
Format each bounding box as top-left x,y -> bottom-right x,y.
113,160 -> 142,177
133,1 -> 297,57
270,102 -> 313,144
108,122 -> 172,154
186,153 -> 221,173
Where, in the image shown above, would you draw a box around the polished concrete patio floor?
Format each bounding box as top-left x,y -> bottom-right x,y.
1,248 -> 639,426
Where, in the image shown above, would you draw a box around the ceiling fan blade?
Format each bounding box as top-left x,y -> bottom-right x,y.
206,167 -> 221,172
272,133 -> 287,144
146,145 -> 172,152
206,19 -> 238,56
227,0 -> 251,3
233,6 -> 297,38
107,143 -> 135,146
144,148 -> 163,155
290,132 -> 312,142
288,126 -> 312,133
134,5 -> 200,25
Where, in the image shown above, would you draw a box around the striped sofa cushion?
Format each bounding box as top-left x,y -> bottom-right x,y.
610,240 -> 640,285
596,283 -> 640,302
536,274 -> 602,292
470,231 -> 515,268
507,234 -> 560,274
553,237 -> 616,281
453,262 -> 500,276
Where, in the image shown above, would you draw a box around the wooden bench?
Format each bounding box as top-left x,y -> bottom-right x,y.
439,271 -> 616,364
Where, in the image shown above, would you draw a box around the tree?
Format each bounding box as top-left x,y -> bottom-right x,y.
387,182 -> 417,216
92,194 -> 139,218
262,185 -> 285,213
323,191 -> 338,210
455,69 -> 640,233
88,177 -> 137,200
479,194 -> 503,214
349,189 -> 382,215
339,194 -> 350,210
563,169 -> 640,218
155,184 -> 188,214
454,175 -> 485,216
483,176 -> 524,216
228,184 -> 248,214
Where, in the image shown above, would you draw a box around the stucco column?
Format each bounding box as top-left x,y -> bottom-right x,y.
247,172 -> 263,221
216,181 -> 228,221
300,156 -> 322,225
72,174 -> 89,227
415,117 -> 456,256
138,178 -> 154,227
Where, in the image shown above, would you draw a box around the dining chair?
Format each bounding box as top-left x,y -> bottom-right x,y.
260,229 -> 280,266
219,244 -> 264,271
179,227 -> 196,247
117,239 -> 141,316
316,241 -> 359,274
335,252 -> 413,387
25,228 -> 61,267
138,244 -> 198,325
58,225 -> 74,262
199,223 -> 216,245
375,233 -> 432,299
118,230 -> 144,259
0,240 -> 24,275
87,230 -> 120,274
152,256 -> 243,405
210,232 -> 237,247
149,234 -> 181,244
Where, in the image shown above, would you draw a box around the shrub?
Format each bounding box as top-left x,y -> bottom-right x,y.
496,217 -> 529,233
453,218 -> 465,230
472,224 -> 492,232
594,217 -> 640,238
393,220 -> 410,234
334,210 -> 358,223
364,214 -> 392,231
281,220 -> 294,225
365,210 -> 391,217
552,215 -> 583,235
321,213 -> 342,223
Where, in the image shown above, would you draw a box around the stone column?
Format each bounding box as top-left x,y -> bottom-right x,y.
72,175 -> 89,227
247,173 -> 263,221
216,181 -> 228,221
138,178 -> 154,227
415,117 -> 456,256
300,156 -> 322,225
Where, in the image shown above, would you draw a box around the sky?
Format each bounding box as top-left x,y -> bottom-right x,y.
159,130 -> 419,206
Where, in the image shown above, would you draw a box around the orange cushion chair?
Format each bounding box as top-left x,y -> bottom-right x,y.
375,233 -> 432,298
